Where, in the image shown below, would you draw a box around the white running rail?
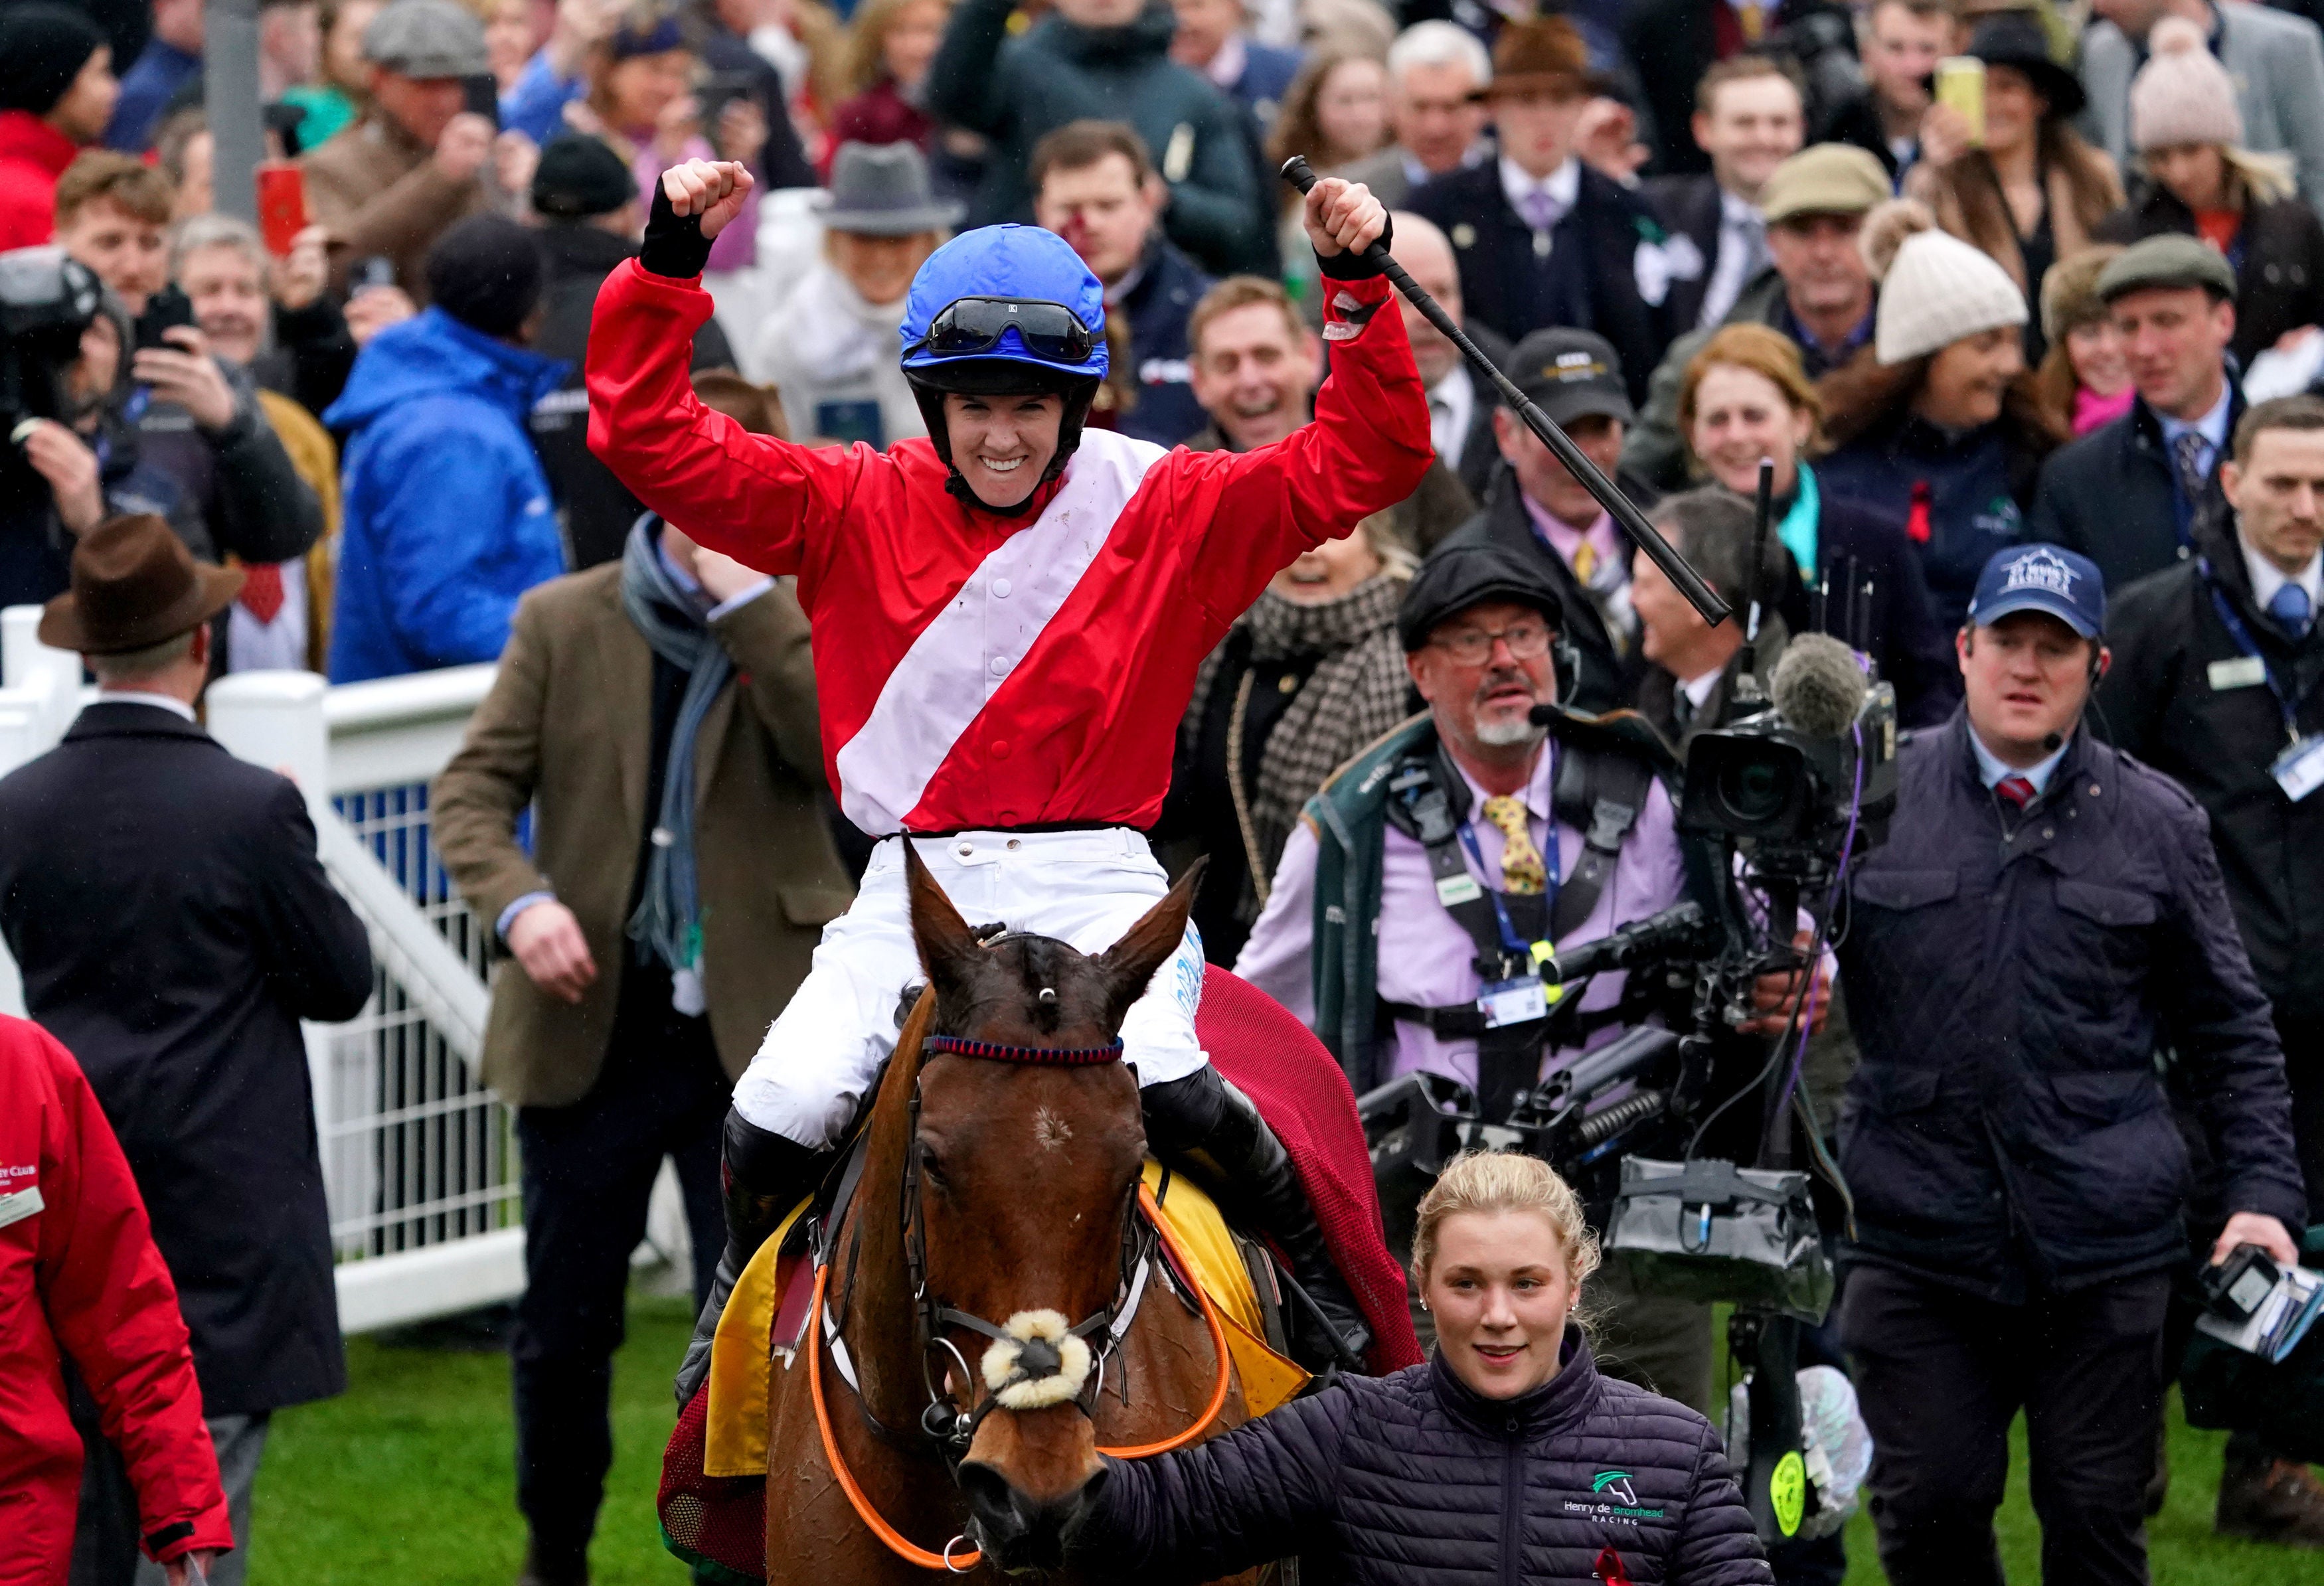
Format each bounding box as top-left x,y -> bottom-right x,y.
0,614 -> 527,1333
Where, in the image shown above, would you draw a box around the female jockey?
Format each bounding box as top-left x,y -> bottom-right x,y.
584,156 -> 1433,1393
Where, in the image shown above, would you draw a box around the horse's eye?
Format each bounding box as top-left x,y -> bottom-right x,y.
918,1144 -> 948,1188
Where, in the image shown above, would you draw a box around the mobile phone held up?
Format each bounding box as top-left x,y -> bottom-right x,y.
1934,56 -> 1985,148
133,283 -> 196,353
257,162 -> 307,257
463,73 -> 501,130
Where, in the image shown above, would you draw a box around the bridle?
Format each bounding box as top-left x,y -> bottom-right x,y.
904,1034 -> 1155,1450
806,975 -> 1232,1574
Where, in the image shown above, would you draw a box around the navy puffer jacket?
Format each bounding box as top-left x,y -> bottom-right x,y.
1074,1329 -> 1770,1585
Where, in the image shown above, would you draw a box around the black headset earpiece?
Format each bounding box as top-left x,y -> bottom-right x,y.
1552,634 -> 1581,705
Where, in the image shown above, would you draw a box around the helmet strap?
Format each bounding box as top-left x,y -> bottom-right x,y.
912,378 -> 1100,516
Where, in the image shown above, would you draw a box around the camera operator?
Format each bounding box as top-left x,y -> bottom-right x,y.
1,246 -> 198,607
1235,542 -> 1718,1410
1832,540 -> 2307,1586
2099,393 -> 2324,1542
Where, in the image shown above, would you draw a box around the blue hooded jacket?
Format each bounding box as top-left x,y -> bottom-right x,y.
324,309 -> 569,683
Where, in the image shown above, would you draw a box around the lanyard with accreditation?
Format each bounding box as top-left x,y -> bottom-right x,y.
2200,557 -> 2324,801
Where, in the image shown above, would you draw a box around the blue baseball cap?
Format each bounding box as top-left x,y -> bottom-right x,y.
1966,543 -> 2106,639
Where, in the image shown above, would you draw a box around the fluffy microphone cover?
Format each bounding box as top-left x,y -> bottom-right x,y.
1771,634 -> 1869,740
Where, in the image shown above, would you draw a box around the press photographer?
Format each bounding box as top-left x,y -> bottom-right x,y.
1237,540 -> 1718,1412
1831,541 -> 2307,1586
0,244 -> 193,606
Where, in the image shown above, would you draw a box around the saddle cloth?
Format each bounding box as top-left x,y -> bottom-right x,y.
701,1160 -> 1309,1478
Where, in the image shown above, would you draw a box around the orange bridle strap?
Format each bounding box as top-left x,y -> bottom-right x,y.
806,1181 -> 1236,1573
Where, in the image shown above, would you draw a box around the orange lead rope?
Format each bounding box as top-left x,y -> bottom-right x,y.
807,1181 -> 1237,1572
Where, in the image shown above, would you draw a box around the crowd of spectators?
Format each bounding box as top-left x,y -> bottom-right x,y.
17,0 -> 2324,1577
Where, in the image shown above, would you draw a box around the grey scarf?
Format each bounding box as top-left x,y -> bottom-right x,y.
620,519 -> 734,1014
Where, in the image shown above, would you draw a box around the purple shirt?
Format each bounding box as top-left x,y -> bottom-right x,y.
1235,738 -> 1688,1091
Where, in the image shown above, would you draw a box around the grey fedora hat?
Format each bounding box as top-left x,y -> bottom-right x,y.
813,141 -> 965,236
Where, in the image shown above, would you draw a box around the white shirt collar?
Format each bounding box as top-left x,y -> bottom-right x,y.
1406,141 -> 1489,188
2157,380 -> 2234,455
94,690 -> 197,722
1969,725 -> 2070,796
1204,32 -> 1246,89
2241,535 -> 2324,614
1428,364 -> 1475,469
1499,155 -> 1578,217
1681,667 -> 1724,710
1718,187 -> 1762,227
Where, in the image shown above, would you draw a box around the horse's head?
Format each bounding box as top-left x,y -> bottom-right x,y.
899,842 -> 1200,1573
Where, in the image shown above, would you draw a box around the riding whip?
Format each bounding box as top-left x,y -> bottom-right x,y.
1280,155 -> 1734,627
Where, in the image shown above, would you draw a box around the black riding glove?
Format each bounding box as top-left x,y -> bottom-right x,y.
641,179 -> 716,280
1315,211 -> 1392,281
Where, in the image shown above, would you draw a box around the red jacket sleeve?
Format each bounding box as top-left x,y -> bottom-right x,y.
584,260 -> 871,584
33,1024 -> 232,1563
1169,272 -> 1436,625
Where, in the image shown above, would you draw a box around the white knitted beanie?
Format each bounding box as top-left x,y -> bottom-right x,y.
1861,199 -> 2029,366
2130,16 -> 2242,153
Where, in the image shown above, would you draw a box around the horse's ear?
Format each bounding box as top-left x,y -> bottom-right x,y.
1096,857 -> 1206,1030
905,840 -> 982,1004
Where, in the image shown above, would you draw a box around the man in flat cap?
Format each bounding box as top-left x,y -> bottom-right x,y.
0,515 -> 372,1586
2031,234 -> 2244,592
300,0 -> 497,299
1234,541 -> 1718,1411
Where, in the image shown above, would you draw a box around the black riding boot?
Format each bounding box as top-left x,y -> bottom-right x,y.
1141,1066 -> 1372,1372
673,1109 -> 827,1406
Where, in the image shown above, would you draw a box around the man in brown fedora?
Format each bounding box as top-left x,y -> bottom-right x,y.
1407,17 -> 1677,404
0,514 -> 373,1586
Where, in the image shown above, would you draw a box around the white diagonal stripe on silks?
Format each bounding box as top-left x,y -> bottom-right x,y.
833,429 -> 1169,833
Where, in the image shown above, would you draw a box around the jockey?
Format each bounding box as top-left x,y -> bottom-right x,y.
585,157 -> 1434,1393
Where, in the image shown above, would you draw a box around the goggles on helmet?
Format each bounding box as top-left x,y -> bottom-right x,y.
913,296 -> 1096,366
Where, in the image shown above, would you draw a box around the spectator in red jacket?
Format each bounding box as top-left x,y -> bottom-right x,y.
0,1016 -> 231,1585
0,5 -> 120,250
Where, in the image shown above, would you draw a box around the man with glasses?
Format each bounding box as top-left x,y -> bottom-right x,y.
1234,543 -> 1717,1414
585,155 -> 1433,1392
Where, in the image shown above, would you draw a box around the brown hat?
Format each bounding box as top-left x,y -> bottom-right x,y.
1477,18 -> 1602,101
40,515 -> 244,655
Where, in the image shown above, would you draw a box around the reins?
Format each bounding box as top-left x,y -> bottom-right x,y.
807,1012 -> 1236,1574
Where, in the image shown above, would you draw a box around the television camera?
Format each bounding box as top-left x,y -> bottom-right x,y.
1357,625 -> 1897,1546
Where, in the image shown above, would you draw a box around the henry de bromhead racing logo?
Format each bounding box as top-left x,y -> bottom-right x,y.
1565,1470 -> 1667,1522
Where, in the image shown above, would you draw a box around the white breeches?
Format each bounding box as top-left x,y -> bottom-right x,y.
730,828 -> 1210,1149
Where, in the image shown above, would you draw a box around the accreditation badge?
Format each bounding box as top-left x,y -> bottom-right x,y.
2275,736 -> 2324,803
1477,977 -> 1550,1029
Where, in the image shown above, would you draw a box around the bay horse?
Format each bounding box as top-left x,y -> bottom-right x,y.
762,844 -> 1259,1581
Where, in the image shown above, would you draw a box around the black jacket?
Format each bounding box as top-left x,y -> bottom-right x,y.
128,356 -> 325,570
2029,386 -> 2243,594
1112,234 -> 1213,448
1774,481 -> 1962,728
691,19 -> 818,189
1076,1332 -> 1770,1585
1431,466 -> 1659,714
1406,159 -> 1673,406
1643,172 -> 1730,335
2100,513 -> 2324,1028
527,223 -> 736,569
2096,185 -> 2324,370
1815,85 -> 1910,182
1834,712 -> 2305,1301
0,704 -> 373,1413
1618,0 -> 1851,177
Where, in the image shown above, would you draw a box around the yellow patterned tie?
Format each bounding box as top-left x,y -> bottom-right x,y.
1572,541 -> 1597,584
1481,795 -> 1546,896
1739,0 -> 1766,40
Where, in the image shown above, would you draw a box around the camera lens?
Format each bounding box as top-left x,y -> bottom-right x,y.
1718,754 -> 1797,829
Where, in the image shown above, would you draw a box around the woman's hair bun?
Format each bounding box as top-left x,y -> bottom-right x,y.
1858,197 -> 1936,284
2148,14 -> 2206,56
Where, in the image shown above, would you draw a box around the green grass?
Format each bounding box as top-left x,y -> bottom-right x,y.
251,1295 -> 2324,1585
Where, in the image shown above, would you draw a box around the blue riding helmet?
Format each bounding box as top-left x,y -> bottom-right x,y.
900,224 -> 1108,383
